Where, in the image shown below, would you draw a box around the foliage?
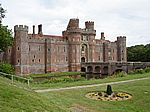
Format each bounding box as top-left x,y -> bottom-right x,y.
34,76 -> 85,84
26,72 -> 83,79
0,63 -> 15,74
111,71 -> 127,78
0,24 -> 13,52
0,4 -> 6,23
127,44 -> 150,62
0,4 -> 13,52
128,68 -> 150,74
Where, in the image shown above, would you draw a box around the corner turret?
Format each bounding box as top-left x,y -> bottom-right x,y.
85,21 -> 94,30
117,36 -> 127,62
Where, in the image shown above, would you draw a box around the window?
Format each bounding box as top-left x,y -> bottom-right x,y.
64,47 -> 65,52
66,57 -> 68,62
82,46 -> 84,51
32,59 -> 34,62
48,48 -> 50,52
39,46 -> 40,51
17,47 -> 19,51
29,45 -> 30,51
39,59 -> 40,62
34,55 -> 35,58
18,60 -> 20,63
98,56 -> 100,60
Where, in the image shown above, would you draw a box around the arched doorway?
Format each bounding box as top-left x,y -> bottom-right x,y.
87,66 -> 93,73
103,66 -> 108,75
81,57 -> 85,63
95,66 -> 101,73
81,67 -> 86,72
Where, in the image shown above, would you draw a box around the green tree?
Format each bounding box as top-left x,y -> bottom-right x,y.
0,4 -> 13,52
0,63 -> 15,74
127,44 -> 150,62
0,4 -> 6,23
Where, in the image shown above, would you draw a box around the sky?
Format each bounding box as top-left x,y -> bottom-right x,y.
1,0 -> 150,47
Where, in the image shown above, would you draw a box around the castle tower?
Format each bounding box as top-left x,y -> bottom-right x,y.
117,36 -> 127,62
13,25 -> 29,75
84,21 -> 96,62
66,18 -> 82,71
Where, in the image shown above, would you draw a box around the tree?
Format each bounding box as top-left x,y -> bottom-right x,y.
0,4 -> 6,23
127,44 -> 150,62
0,4 -> 13,52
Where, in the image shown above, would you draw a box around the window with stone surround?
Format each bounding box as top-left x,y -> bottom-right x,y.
64,47 -> 65,52
39,46 -> 40,51
29,45 -> 30,51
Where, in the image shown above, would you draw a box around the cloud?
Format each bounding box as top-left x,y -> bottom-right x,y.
1,0 -> 150,46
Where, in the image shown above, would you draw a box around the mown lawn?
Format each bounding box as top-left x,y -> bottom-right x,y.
41,78 -> 150,112
0,77 -> 65,112
31,73 -> 150,89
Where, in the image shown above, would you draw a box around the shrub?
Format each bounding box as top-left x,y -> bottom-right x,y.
106,85 -> 113,95
0,63 -> 15,74
128,68 -> 150,75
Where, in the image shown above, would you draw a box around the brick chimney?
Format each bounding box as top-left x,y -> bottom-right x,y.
38,24 -> 42,35
101,32 -> 105,40
33,25 -> 35,34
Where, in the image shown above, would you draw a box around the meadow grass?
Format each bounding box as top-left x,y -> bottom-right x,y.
41,78 -> 150,112
31,73 -> 150,89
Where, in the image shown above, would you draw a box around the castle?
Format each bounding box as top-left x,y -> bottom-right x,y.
1,18 -> 127,75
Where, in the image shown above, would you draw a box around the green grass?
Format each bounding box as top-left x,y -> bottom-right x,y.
31,73 -> 150,89
25,72 -> 83,78
0,72 -> 150,112
41,78 -> 150,112
0,77 -> 65,112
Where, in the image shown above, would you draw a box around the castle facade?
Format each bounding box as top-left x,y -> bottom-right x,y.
2,18 -> 127,75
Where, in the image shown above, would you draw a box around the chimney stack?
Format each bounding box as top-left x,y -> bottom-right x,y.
38,24 -> 42,35
101,32 -> 105,40
33,25 -> 35,34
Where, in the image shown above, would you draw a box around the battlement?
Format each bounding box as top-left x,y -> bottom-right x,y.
85,21 -> 94,29
67,18 -> 79,29
117,36 -> 126,39
14,25 -> 28,32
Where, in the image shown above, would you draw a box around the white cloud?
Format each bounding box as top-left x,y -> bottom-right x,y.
1,0 -> 150,46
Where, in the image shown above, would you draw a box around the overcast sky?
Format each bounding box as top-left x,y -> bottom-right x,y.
1,0 -> 150,46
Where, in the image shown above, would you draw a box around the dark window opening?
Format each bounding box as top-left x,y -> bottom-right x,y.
32,59 -> 34,62
64,47 -> 65,52
39,46 -> 40,51
18,47 -> 19,50
81,46 -> 84,51
98,56 -> 100,60
39,59 -> 40,62
66,57 -> 68,62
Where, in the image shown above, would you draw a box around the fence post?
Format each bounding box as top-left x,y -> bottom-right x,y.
11,75 -> 13,84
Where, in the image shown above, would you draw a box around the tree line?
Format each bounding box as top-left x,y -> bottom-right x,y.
127,44 -> 150,62
0,3 -> 13,52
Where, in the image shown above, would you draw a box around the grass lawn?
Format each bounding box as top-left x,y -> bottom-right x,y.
0,77 -> 65,112
31,73 -> 150,89
40,78 -> 150,112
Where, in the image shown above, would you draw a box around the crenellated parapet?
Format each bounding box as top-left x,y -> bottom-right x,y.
14,25 -> 28,32
67,18 -> 79,29
85,21 -> 94,30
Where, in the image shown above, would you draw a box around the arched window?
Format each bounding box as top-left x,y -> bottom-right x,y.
81,57 -> 85,63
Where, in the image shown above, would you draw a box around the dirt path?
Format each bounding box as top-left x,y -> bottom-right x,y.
35,77 -> 150,93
